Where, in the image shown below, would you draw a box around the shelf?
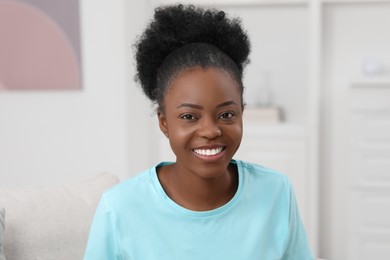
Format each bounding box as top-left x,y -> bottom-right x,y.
350,76 -> 390,88
243,122 -> 307,138
322,0 -> 390,4
153,0 -> 308,7
154,0 -> 390,8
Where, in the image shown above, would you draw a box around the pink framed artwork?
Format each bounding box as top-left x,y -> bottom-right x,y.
0,0 -> 82,90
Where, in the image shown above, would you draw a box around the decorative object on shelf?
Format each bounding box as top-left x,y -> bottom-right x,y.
244,71 -> 283,123
245,71 -> 273,107
362,58 -> 385,76
0,0 -> 82,91
352,58 -> 389,88
244,106 -> 282,124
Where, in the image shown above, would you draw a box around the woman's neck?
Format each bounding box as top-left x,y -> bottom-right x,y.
157,163 -> 238,211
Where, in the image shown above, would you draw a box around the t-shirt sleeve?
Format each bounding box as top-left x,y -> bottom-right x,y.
282,181 -> 314,260
84,195 -> 121,260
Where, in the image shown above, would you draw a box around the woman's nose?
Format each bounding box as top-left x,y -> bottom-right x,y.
197,118 -> 222,139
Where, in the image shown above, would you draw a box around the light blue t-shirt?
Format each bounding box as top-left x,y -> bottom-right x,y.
84,160 -> 313,260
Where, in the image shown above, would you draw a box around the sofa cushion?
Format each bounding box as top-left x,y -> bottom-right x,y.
0,207 -> 5,260
0,173 -> 119,260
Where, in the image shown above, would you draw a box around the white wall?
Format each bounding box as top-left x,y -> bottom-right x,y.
0,0 -> 154,187
125,1 -> 162,176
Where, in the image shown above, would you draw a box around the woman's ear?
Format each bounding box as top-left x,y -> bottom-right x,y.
158,111 -> 169,138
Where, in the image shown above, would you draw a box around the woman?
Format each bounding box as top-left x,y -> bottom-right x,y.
84,4 -> 313,259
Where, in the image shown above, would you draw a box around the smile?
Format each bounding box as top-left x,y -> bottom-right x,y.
193,147 -> 225,156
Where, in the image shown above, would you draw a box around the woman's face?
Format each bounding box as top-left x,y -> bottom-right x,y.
158,66 -> 243,179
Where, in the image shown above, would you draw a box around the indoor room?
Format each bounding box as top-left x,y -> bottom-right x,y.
1,0 -> 389,259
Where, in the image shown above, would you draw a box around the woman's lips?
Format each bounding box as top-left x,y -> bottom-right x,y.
193,146 -> 224,156
192,146 -> 226,161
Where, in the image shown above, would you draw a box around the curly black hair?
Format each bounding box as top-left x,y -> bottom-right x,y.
135,4 -> 250,107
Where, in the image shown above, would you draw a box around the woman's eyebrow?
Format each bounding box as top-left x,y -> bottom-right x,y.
177,103 -> 203,110
216,100 -> 238,109
177,100 -> 238,110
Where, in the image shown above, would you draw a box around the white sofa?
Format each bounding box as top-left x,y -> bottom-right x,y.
0,173 -> 119,260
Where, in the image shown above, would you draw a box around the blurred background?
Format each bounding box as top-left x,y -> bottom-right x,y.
1,0 -> 389,259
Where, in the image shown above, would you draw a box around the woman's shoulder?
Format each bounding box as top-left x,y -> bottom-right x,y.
235,160 -> 293,207
101,166 -> 156,203
235,159 -> 291,187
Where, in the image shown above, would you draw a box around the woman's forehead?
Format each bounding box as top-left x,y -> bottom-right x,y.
167,67 -> 239,92
164,67 -> 241,105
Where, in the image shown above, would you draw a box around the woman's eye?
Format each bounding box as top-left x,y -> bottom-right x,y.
180,114 -> 196,120
219,112 -> 235,120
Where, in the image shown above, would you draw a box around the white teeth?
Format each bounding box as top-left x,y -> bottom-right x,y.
193,147 -> 224,156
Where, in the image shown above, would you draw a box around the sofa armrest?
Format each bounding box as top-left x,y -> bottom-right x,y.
0,173 -> 119,260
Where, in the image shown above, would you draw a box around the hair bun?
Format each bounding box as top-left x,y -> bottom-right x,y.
135,4 -> 250,101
